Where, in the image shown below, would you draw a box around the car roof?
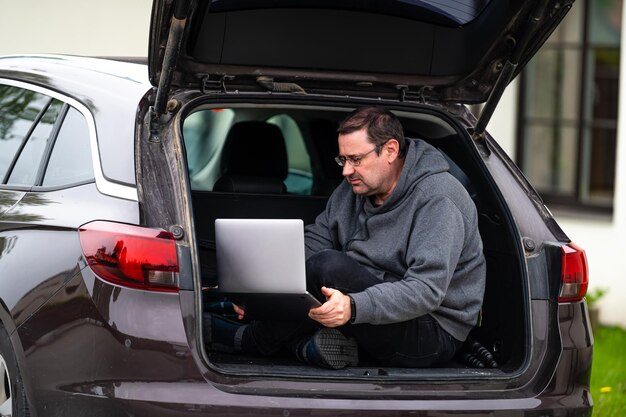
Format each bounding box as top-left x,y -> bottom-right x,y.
0,55 -> 150,103
0,55 -> 152,188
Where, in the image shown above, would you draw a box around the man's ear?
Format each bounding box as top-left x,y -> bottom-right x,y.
386,138 -> 401,162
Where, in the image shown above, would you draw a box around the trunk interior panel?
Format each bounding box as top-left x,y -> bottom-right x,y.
181,103 -> 528,379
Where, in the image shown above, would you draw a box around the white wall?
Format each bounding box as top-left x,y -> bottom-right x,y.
485,79 -> 519,159
555,114 -> 626,328
555,0 -> 626,326
483,48 -> 626,327
0,0 -> 152,56
556,219 -> 624,326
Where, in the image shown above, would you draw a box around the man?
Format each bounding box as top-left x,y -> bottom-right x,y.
210,106 -> 486,369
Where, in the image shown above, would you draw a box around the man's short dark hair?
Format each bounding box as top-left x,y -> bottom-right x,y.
337,107 -> 407,157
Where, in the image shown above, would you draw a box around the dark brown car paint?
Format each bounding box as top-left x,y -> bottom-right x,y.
0,54 -> 593,415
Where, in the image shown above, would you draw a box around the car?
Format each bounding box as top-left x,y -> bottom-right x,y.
0,0 -> 593,416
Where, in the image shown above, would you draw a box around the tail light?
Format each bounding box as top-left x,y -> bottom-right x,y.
79,221 -> 179,292
558,243 -> 589,303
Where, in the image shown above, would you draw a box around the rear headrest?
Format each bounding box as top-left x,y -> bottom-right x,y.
219,121 -> 288,180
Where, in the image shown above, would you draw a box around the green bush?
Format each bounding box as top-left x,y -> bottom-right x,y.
586,288 -> 608,309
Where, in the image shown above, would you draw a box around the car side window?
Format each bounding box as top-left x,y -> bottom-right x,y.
183,109 -> 235,190
0,85 -> 50,183
267,114 -> 313,195
7,100 -> 64,186
183,109 -> 313,194
42,107 -> 94,187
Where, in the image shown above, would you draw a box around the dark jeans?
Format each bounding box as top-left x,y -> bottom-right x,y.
244,249 -> 462,367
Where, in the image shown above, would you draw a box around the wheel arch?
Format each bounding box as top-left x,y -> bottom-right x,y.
0,300 -> 37,417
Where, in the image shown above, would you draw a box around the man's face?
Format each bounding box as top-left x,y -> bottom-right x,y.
337,128 -> 397,201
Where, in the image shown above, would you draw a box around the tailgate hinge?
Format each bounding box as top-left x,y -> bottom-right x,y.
201,74 -> 233,94
397,85 -> 433,104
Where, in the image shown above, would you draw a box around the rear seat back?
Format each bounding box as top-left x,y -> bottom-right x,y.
213,121 -> 288,193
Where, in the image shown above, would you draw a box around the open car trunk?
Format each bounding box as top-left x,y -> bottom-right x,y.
178,98 -> 531,380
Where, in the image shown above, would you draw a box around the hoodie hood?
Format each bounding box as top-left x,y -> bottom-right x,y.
364,139 -> 450,214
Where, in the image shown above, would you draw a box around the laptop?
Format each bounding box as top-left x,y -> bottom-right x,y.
215,218 -> 322,319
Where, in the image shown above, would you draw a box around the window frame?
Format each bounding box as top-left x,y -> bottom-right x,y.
5,100 -> 67,188
0,79 -> 137,200
34,104 -> 70,187
516,0 -> 620,215
0,87 -> 51,187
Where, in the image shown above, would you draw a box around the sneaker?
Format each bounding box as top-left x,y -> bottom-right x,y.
296,328 -> 359,369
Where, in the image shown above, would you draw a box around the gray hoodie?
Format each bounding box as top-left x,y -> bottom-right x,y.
305,139 -> 486,341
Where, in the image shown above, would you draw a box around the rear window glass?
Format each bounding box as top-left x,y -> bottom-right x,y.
8,100 -> 63,186
267,114 -> 312,195
208,0 -> 491,25
0,85 -> 50,182
43,107 -> 94,187
183,108 -> 314,195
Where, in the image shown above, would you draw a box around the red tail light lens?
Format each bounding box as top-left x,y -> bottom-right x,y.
79,221 -> 179,292
558,243 -> 589,303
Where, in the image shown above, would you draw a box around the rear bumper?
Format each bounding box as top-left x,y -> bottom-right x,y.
34,381 -> 593,417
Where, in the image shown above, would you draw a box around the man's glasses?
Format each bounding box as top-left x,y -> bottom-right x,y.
334,142 -> 386,167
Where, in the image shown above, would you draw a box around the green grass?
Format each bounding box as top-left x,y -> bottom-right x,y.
591,326 -> 626,416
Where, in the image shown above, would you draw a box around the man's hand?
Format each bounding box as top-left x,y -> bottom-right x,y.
308,286 -> 352,327
232,303 -> 246,320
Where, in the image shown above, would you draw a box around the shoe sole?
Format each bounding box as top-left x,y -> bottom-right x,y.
313,329 -> 359,369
